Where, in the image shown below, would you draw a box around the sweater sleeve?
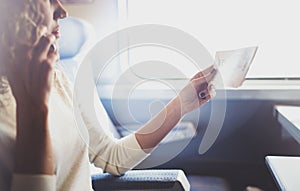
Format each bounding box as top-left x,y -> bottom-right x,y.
75,88 -> 149,176
72,62 -> 150,176
90,131 -> 149,175
11,174 -> 56,191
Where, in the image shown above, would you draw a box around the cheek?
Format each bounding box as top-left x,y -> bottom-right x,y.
38,3 -> 53,30
44,14 -> 53,31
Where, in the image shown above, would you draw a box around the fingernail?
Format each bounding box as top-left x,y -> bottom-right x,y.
49,44 -> 57,52
199,91 -> 207,100
211,67 -> 218,75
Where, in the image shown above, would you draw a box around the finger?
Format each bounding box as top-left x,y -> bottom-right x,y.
198,82 -> 208,91
208,83 -> 216,98
27,48 -> 59,96
198,86 -> 216,103
204,68 -> 217,83
198,90 -> 208,100
198,84 -> 216,101
49,44 -> 56,54
40,60 -> 55,89
32,34 -> 56,62
192,65 -> 216,79
31,56 -> 57,100
193,71 -> 216,92
202,64 -> 217,76
199,91 -> 212,105
38,52 -> 59,80
28,34 -> 57,91
46,52 -> 60,66
46,43 -> 60,63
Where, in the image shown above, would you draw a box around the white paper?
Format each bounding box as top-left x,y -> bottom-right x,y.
214,46 -> 258,88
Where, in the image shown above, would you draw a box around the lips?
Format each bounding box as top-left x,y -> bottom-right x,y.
52,26 -> 60,39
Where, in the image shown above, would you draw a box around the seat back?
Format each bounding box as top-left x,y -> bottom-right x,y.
58,16 -> 95,82
58,16 -> 120,139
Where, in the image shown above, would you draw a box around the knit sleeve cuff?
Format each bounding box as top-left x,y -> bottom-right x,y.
11,174 -> 56,191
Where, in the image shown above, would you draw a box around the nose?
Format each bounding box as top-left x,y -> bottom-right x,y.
53,1 -> 68,20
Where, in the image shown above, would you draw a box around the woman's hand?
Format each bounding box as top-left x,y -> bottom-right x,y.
6,33 -> 58,175
7,33 -> 58,110
177,65 -> 217,115
135,65 -> 217,151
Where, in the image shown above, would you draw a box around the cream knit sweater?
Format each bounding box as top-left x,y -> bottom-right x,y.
0,69 -> 149,191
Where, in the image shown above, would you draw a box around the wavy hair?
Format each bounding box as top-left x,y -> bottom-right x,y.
0,0 -> 47,105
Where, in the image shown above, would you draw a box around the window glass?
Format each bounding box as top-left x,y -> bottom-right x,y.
120,0 -> 300,78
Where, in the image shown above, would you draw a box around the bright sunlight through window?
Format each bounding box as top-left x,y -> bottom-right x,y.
118,0 -> 300,79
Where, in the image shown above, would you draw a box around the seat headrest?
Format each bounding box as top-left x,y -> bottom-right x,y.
58,17 -> 92,59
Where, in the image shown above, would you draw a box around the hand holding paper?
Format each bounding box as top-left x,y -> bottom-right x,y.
213,46 -> 258,88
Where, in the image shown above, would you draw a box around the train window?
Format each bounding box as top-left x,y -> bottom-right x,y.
119,0 -> 300,79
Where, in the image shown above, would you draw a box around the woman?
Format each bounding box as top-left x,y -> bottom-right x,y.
0,0 -> 216,190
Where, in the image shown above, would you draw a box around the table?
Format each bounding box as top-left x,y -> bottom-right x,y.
265,156 -> 300,191
274,105 -> 300,144
268,105 -> 300,190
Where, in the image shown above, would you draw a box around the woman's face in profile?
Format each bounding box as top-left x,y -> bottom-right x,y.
8,0 -> 67,45
38,0 -> 67,39
0,0 -> 67,73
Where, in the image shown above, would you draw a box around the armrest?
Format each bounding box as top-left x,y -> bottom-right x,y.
91,169 -> 190,191
117,122 -> 196,144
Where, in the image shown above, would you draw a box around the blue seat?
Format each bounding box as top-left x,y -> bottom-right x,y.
58,16 -> 95,82
58,16 -> 121,139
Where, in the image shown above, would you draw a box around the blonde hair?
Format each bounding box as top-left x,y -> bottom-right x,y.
0,0 -> 47,105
